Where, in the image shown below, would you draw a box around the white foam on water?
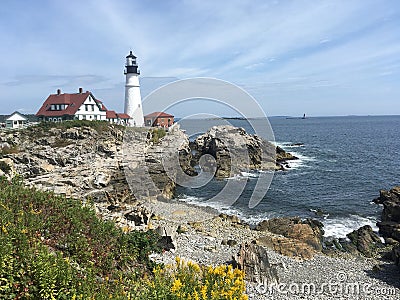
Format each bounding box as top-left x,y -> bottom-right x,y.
322,214 -> 379,238
274,141 -> 316,170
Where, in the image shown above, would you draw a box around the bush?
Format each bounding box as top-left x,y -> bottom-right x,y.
137,257 -> 248,300
0,161 -> 11,174
24,120 -> 125,137
0,177 -> 249,299
150,128 -> 167,144
0,176 -> 161,299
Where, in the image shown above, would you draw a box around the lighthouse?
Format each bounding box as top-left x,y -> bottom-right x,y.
124,51 -> 144,126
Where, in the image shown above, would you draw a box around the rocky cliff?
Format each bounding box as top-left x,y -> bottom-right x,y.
0,122 -> 191,230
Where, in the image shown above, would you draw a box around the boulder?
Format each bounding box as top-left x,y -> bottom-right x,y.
233,242 -> 278,286
156,226 -> 177,251
256,217 -> 324,251
256,235 -> 316,260
346,225 -> 383,257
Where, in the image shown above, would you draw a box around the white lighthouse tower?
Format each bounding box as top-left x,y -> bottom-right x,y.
124,51 -> 144,126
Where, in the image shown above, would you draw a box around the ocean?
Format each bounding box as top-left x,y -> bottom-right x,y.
175,115 -> 400,238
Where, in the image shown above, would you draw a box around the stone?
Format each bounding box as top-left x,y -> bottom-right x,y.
256,217 -> 324,252
124,207 -> 152,227
256,235 -> 316,260
93,172 -> 111,187
346,225 -> 383,257
392,245 -> 400,266
156,226 -> 176,251
233,242 -> 279,286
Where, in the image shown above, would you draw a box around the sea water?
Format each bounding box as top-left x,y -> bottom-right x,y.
176,116 -> 400,238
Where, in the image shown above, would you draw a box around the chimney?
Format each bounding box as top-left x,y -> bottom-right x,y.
79,87 -> 83,94
57,89 -> 61,95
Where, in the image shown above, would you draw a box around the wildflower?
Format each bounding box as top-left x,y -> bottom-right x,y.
171,278 -> 183,293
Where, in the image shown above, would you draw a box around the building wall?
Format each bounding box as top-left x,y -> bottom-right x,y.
74,95 -> 107,121
144,116 -> 174,127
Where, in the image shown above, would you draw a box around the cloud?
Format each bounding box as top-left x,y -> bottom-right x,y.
0,0 -> 399,116
4,75 -> 109,87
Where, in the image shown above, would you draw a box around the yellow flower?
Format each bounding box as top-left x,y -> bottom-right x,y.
201,284 -> 208,300
171,278 -> 183,293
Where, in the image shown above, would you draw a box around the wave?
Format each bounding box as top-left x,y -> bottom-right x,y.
274,141 -> 316,170
322,214 -> 379,239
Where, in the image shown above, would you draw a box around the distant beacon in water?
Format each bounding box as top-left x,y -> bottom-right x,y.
124,51 -> 144,126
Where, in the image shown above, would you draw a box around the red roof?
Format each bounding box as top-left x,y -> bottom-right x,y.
95,100 -> 107,111
144,111 -> 174,118
36,91 -> 105,117
106,110 -> 118,119
116,113 -> 131,119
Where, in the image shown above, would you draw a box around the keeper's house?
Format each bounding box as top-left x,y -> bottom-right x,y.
36,88 -> 109,122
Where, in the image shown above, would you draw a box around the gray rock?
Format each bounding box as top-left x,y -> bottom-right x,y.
192,125 -> 283,178
233,241 -> 278,286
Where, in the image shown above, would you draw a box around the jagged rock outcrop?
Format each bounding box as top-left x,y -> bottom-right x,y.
255,217 -> 324,259
233,242 -> 278,286
374,187 -> 400,244
192,125 -> 297,178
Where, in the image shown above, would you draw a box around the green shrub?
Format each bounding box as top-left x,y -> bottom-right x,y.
136,257 -> 248,300
150,128 -> 167,144
0,176 -> 161,299
0,177 -> 249,299
0,161 -> 11,174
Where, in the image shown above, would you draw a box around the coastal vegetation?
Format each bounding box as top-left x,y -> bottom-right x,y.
149,128 -> 167,144
0,176 -> 248,299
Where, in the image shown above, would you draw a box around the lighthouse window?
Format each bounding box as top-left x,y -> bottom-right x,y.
138,104 -> 141,108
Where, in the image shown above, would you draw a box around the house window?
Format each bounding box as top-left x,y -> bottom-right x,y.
91,105 -> 94,111
58,117 -> 62,122
83,115 -> 86,120
51,104 -> 55,110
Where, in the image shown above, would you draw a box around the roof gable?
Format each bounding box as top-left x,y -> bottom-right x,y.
144,111 -> 174,118
6,111 -> 28,121
36,92 -> 91,117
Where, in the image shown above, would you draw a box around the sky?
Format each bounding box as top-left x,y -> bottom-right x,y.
0,0 -> 399,117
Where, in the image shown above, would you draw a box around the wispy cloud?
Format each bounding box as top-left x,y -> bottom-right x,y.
0,0 -> 399,115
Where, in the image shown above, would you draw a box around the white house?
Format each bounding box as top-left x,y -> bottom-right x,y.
36,88 -> 108,122
5,111 -> 29,129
